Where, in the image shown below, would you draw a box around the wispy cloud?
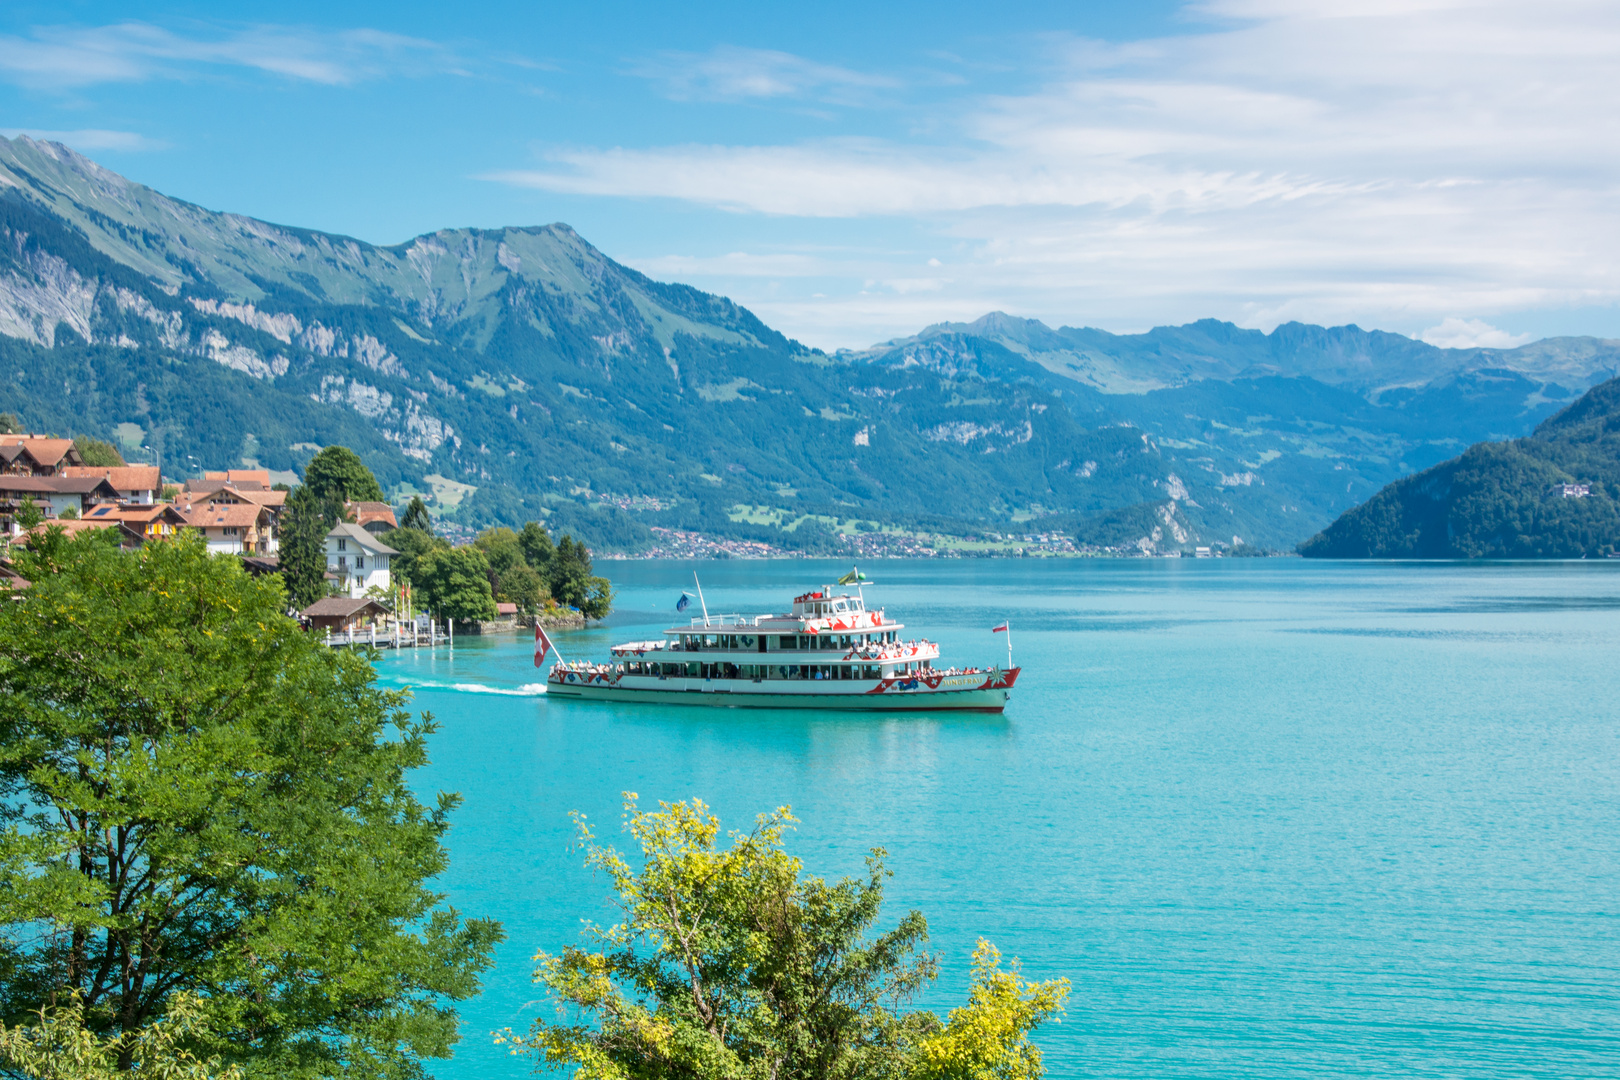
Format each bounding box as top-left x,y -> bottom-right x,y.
0,21 -> 446,89
1420,318 -> 1535,350
632,45 -> 897,103
489,0 -> 1620,347
0,127 -> 163,151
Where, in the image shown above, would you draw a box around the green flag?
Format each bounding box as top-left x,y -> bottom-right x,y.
837,566 -> 867,585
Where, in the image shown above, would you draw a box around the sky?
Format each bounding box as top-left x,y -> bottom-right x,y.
3,0 -> 1619,351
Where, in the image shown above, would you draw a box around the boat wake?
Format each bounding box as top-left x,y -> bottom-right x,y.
386,680 -> 548,697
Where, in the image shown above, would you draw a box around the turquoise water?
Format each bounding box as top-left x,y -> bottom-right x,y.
376,559 -> 1620,1078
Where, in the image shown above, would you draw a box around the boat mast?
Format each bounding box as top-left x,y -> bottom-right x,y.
693,571 -> 711,626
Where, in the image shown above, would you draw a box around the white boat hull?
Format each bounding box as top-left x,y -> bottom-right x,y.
545,668 -> 1020,712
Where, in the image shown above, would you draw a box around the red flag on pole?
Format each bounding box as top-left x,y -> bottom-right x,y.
534,625 -> 554,668
992,622 -> 1009,633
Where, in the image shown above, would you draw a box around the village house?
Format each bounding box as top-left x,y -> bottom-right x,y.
178,481 -> 285,553
0,475 -> 122,533
300,596 -> 390,634
325,522 -> 397,599
181,501 -> 277,555
62,465 -> 163,504
0,436 -> 83,476
83,502 -> 189,541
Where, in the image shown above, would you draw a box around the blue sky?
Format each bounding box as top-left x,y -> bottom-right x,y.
4,0 -> 1619,350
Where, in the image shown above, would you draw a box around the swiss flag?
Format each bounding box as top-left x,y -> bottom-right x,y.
535,625 -> 554,668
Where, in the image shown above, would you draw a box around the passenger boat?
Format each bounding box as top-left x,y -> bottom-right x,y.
542,576 -> 1019,711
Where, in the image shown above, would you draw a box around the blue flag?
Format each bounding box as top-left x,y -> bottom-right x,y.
676,593 -> 691,612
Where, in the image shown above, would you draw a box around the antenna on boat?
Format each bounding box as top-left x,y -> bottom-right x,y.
693,571 -> 711,626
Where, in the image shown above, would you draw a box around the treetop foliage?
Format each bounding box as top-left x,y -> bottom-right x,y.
70,436 -> 124,468
501,796 -> 1067,1080
401,495 -> 433,535
302,445 -> 385,503
384,516 -> 612,621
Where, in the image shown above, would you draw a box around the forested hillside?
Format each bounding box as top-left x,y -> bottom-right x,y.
1299,377 -> 1620,558
4,133 -> 1619,553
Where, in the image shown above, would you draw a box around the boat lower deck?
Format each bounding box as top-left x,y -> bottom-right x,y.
546,668 -> 1018,712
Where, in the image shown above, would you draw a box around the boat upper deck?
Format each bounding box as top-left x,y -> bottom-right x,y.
662,588 -> 899,636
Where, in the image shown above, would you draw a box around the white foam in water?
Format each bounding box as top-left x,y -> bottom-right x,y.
385,680 -> 548,697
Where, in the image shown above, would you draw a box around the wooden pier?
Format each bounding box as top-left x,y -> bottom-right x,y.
323,622 -> 452,649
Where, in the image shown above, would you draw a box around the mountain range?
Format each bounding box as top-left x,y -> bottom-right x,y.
1300,375 -> 1620,559
3,134 -> 1618,554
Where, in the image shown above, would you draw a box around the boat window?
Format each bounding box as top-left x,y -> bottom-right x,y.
778,635 -> 796,649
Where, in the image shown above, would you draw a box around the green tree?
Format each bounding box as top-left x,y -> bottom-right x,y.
401,496 -> 433,535
379,526 -> 449,590
0,993 -> 241,1080
302,446 -> 385,503
56,506 -> 78,521
473,527 -> 526,586
496,562 -> 547,616
0,532 -> 502,1077
15,495 -> 43,533
516,521 -> 554,570
548,535 -> 613,619
71,437 -> 125,468
412,545 -> 498,622
910,944 -> 1070,1080
501,797 -> 1068,1080
0,414 -> 18,436
276,485 -> 335,609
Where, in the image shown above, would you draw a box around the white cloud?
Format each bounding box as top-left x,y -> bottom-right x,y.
0,128 -> 162,151
489,0 -> 1620,348
633,46 -> 897,103
0,21 -> 445,89
1419,318 -> 1534,350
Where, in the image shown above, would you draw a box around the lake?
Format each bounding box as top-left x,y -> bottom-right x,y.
373,558 -> 1620,1079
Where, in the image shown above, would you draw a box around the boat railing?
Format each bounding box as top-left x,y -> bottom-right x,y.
685,614 -> 761,628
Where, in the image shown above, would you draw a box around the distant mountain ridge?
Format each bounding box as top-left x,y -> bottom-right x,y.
1299,377 -> 1620,559
3,132 -> 1617,554
857,312 -> 1618,397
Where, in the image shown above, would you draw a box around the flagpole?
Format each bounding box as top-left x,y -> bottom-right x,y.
535,623 -> 566,668
1007,622 -> 1013,670
693,571 -> 711,627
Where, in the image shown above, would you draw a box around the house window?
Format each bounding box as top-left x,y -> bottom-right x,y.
337,538 -> 347,552
355,556 -> 364,570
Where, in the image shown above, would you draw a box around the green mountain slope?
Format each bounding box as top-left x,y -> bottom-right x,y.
1298,377 -> 1620,558
3,132 -> 1618,554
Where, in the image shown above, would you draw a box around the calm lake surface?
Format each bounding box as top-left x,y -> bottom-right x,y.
374,559 -> 1620,1079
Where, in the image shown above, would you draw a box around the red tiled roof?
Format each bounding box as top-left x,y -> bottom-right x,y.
180,502 -> 268,528
0,436 -> 76,468
347,501 -> 398,529
61,465 -> 162,492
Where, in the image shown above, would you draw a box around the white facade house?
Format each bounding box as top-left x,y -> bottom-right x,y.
326,522 -> 398,599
